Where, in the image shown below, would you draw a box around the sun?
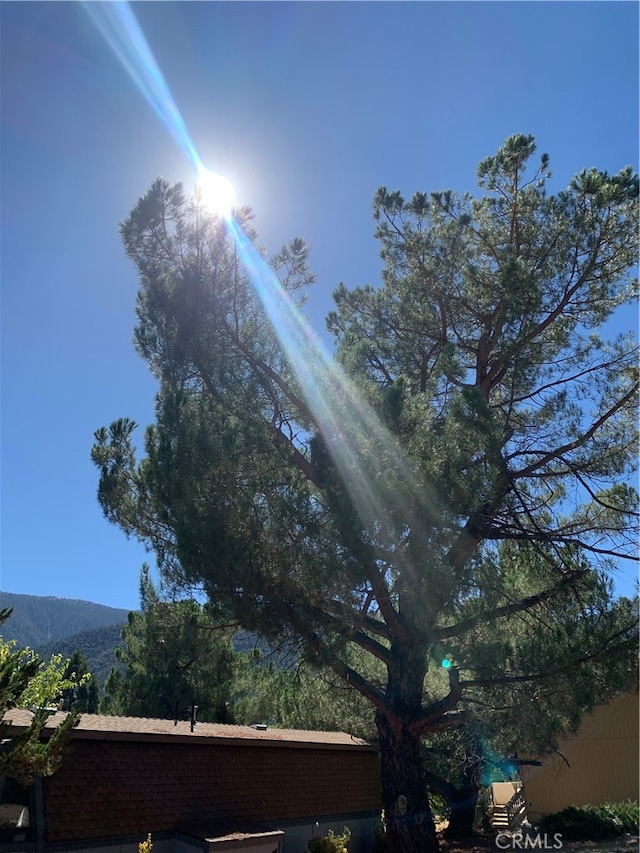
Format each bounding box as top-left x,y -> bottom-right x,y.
196,169 -> 237,220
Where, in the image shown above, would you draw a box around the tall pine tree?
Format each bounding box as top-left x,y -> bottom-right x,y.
102,567 -> 236,723
93,136 -> 638,853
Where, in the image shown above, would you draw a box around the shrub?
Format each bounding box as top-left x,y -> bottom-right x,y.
539,802 -> 639,840
307,826 -> 351,853
372,820 -> 389,853
139,834 -> 153,853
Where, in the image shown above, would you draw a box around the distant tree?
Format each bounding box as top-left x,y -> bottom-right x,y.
93,135 -> 638,853
232,648 -> 379,738
102,567 -> 236,722
60,651 -> 100,713
0,609 -> 78,785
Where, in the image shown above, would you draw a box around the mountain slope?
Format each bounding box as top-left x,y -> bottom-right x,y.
37,623 -> 127,685
0,592 -> 130,649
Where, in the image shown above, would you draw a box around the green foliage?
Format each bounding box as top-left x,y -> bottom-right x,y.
16,649 -> 87,710
428,794 -> 451,824
94,139 -> 638,853
432,548 -> 638,759
60,651 -> 100,713
421,551 -> 637,836
539,802 -> 639,840
308,827 -> 350,853
102,567 -> 236,722
0,609 -> 78,784
231,653 -> 377,738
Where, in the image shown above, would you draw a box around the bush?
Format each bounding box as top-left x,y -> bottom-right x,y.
139,834 -> 153,853
307,826 -> 351,853
371,820 -> 389,853
539,802 -> 639,840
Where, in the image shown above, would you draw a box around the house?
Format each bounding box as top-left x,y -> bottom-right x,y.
519,691 -> 639,823
1,711 -> 381,853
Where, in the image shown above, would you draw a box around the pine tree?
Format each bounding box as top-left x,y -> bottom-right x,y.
93,136 -> 638,853
102,567 -> 236,722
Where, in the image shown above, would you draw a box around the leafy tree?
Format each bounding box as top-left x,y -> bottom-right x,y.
92,135 -> 638,853
60,651 -> 100,713
102,567 -> 236,722
0,609 -> 79,784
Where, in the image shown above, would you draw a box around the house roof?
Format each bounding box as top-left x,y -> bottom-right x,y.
3,709 -> 376,751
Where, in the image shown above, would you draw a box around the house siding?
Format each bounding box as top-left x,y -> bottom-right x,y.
43,736 -> 380,844
520,691 -> 639,822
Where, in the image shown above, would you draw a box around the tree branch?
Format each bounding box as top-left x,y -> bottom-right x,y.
409,666 -> 462,734
459,627 -> 638,689
513,383 -> 638,480
433,569 -> 589,641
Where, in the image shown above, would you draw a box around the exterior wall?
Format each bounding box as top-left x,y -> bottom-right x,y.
42,737 -> 380,846
39,818 -> 377,853
490,782 -> 520,807
261,813 -> 377,853
520,692 -> 639,822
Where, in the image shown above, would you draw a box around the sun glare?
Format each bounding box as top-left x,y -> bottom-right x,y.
196,170 -> 237,220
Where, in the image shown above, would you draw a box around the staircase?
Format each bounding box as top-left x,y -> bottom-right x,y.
485,783 -> 527,831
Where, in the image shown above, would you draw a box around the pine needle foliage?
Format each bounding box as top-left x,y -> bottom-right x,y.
93,136 -> 638,853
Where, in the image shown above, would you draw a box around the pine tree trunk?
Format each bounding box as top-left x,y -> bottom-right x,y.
376,711 -> 439,853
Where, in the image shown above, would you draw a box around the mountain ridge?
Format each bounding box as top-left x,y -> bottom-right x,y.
0,591 -> 131,650
0,593 -> 288,690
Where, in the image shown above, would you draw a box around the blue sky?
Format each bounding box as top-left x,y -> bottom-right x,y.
1,1 -> 638,612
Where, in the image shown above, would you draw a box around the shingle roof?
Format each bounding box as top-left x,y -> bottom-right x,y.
4,709 -> 375,750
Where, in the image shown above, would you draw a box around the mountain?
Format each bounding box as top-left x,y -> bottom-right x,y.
0,593 -> 291,690
0,592 -> 130,650
38,623 -> 127,686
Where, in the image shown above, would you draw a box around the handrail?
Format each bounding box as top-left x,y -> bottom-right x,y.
504,787 -> 526,829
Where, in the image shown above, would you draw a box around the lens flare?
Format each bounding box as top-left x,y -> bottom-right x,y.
82,1 -> 203,173
196,170 -> 237,220
227,217 -> 441,571
87,0 -> 444,603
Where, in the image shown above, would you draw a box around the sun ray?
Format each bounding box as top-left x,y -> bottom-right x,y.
82,1 -> 203,174
86,0 -> 443,582
227,217 -> 442,556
